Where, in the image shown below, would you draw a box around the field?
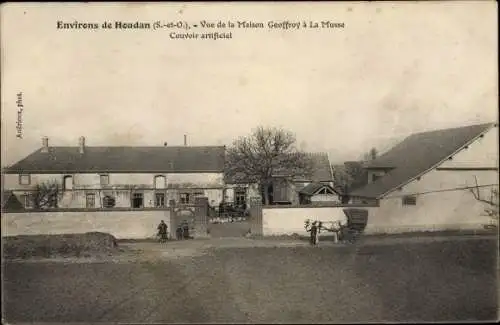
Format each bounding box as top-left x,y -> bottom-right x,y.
2,236 -> 498,323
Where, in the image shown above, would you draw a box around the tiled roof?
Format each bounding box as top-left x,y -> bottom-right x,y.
4,146 -> 226,173
350,122 -> 497,199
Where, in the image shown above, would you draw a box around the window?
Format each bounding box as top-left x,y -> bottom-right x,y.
132,192 -> 144,208
63,175 -> 73,190
86,193 -> 96,208
155,192 -> 165,207
180,191 -> 203,204
103,195 -> 116,208
19,174 -> 31,185
180,193 -> 190,204
154,175 -> 166,189
235,188 -> 247,206
402,195 -> 417,206
100,174 -> 110,186
21,193 -> 33,208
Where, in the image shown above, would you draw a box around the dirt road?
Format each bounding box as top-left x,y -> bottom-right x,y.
2,236 -> 498,323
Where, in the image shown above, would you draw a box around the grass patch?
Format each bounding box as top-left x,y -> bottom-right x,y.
2,232 -> 119,260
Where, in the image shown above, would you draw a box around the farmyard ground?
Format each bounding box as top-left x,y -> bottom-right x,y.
2,236 -> 498,323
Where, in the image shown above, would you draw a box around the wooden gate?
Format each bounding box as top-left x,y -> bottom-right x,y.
169,197 -> 209,239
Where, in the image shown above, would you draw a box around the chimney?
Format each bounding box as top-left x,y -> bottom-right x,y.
79,136 -> 85,154
184,134 -> 187,146
41,136 -> 49,153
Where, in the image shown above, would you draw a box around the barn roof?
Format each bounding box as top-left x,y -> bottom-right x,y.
350,122 -> 497,199
4,146 -> 226,174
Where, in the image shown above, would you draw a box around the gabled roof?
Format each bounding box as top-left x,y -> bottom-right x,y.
4,146 -> 226,174
350,122 -> 497,199
299,182 -> 339,196
225,152 -> 333,184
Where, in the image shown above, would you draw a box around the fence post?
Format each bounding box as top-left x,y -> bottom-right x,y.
194,197 -> 210,238
169,199 -> 176,239
249,198 -> 263,236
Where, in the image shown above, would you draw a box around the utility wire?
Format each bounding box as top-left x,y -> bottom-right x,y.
386,183 -> 499,198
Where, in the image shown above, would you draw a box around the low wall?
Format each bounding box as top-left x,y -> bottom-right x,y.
262,205 -> 377,236
262,203 -> 492,236
2,210 -> 170,239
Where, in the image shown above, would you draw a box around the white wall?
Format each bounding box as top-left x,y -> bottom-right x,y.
262,207 -> 376,236
361,125 -> 499,233
4,171 -> 225,209
310,194 -> 341,203
368,168 -> 498,233
3,172 -> 224,190
2,210 -> 170,239
262,184 -> 495,236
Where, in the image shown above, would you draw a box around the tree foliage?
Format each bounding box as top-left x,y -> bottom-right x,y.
331,161 -> 368,200
225,126 -> 312,205
33,180 -> 59,209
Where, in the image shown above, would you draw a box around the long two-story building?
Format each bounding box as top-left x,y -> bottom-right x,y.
3,137 -> 226,210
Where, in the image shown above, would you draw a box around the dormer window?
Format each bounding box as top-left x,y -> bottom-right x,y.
19,174 -> 31,185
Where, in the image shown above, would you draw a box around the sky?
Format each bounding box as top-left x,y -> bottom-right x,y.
1,2 -> 498,167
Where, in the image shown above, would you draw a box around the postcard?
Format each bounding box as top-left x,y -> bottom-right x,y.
1,2 -> 498,324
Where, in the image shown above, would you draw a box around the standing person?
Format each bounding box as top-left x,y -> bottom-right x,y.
316,221 -> 323,246
310,221 -> 318,246
176,223 -> 183,240
157,220 -> 168,243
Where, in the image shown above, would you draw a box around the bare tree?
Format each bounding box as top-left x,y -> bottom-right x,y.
469,176 -> 499,228
33,180 -> 59,209
225,127 -> 312,205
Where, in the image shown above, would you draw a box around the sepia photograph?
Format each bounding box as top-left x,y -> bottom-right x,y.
1,2 -> 498,323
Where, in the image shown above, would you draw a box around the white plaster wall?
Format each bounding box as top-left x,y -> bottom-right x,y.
202,189 -> 223,206
2,210 -> 171,239
310,194 -> 341,203
262,207 -> 365,236
367,168 -> 499,233
3,172 -> 224,190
